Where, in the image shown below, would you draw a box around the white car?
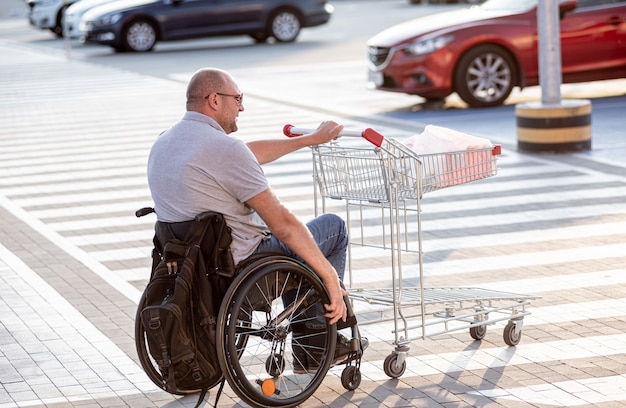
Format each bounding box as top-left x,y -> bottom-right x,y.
63,0 -> 117,39
26,0 -> 80,37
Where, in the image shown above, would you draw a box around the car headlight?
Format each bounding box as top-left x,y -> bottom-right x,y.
403,35 -> 454,56
92,13 -> 122,26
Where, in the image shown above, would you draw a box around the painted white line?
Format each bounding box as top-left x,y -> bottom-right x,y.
345,203 -> 626,235
420,243 -> 626,277
468,269 -> 626,294
48,216 -> 152,232
30,201 -> 149,219
352,295 -> 626,338
90,246 -> 152,262
11,189 -> 149,207
348,333 -> 626,380
469,374 -> 626,406
66,230 -> 154,246
346,243 -> 626,282
0,195 -> 142,304
0,177 -> 148,196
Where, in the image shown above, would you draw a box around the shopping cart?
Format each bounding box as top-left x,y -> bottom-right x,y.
285,125 -> 540,378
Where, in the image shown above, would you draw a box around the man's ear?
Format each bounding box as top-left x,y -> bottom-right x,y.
207,94 -> 219,110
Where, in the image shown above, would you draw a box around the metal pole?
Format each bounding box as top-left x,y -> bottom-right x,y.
537,0 -> 562,105
517,0 -> 591,153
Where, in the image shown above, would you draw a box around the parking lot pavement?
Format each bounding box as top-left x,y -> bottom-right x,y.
1,38 -> 625,408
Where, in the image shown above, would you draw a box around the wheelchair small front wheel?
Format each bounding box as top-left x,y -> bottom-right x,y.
217,255 -> 337,407
341,365 -> 361,391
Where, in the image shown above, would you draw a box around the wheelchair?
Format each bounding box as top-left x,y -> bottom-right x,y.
135,209 -> 364,407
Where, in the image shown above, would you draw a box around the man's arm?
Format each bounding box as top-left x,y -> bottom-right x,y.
246,188 -> 347,325
247,121 -> 343,165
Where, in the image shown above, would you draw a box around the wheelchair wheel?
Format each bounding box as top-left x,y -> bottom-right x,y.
217,255 -> 337,407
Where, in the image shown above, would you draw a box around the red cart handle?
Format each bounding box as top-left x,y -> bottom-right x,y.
283,124 -> 384,147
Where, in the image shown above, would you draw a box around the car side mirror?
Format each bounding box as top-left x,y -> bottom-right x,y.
559,0 -> 578,18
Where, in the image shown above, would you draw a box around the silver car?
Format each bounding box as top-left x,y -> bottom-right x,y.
26,0 -> 80,37
63,0 -> 119,39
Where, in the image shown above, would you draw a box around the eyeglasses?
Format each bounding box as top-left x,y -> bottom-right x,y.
208,92 -> 244,106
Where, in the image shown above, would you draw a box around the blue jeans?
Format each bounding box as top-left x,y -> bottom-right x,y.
254,213 -> 348,332
253,213 -> 348,280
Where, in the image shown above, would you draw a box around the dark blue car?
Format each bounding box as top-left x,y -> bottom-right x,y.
80,0 -> 334,52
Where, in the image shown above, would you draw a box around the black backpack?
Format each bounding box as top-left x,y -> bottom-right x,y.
136,209 -> 235,406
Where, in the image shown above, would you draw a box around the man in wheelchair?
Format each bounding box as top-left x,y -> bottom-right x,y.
146,67 -> 367,374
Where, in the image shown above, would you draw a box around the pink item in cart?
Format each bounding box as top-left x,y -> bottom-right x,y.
403,125 -> 497,188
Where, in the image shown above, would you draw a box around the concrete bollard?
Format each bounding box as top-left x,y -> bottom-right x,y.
516,99 -> 592,153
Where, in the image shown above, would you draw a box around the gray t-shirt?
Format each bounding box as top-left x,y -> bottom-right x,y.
147,111 -> 270,264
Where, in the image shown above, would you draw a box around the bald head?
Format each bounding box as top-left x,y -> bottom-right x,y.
186,68 -> 230,112
184,67 -> 243,134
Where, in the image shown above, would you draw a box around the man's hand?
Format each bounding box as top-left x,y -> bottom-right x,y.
308,121 -> 344,146
246,120 -> 344,165
323,277 -> 348,325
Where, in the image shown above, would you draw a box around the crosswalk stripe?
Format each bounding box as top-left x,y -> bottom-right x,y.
525,297 -> 626,325
350,293 -> 626,333
346,243 -> 626,283
468,375 -> 626,406
13,189 -> 150,207
467,269 -> 626,294
0,177 -> 149,196
48,216 -> 153,232
343,333 -> 626,379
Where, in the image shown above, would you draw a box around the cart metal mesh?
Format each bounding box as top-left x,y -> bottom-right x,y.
311,138 -> 501,202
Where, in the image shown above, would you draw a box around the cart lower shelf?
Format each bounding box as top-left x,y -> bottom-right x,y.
347,286 -> 540,378
350,286 -> 538,306
349,286 -> 539,344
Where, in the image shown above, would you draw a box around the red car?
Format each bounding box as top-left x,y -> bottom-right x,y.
367,0 -> 626,107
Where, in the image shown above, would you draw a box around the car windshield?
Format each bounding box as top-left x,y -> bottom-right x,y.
480,0 -> 537,11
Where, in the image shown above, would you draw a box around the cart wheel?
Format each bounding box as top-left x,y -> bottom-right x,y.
265,353 -> 285,378
469,324 -> 487,341
503,320 -> 522,346
383,353 -> 406,378
341,366 -> 361,391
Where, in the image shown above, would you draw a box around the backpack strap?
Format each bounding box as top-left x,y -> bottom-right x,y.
144,307 -> 177,390
213,379 -> 226,407
194,387 -> 208,408
191,377 -> 225,408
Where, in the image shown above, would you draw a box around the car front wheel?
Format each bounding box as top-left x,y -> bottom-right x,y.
270,10 -> 301,42
123,20 -> 157,52
454,45 -> 516,108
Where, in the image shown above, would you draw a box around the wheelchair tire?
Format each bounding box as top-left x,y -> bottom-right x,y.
217,255 -> 337,407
